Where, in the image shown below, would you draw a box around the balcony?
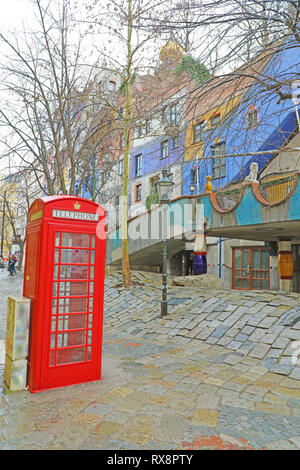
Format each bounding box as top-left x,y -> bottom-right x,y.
259,174 -> 298,204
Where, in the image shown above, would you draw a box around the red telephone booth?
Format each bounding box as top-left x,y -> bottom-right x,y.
23,196 -> 106,393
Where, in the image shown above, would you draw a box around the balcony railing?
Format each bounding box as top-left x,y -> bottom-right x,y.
214,173 -> 298,210
259,174 -> 298,204
216,187 -> 241,210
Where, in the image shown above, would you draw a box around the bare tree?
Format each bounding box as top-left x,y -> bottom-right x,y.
144,1 -> 300,98
0,0 -> 117,200
79,0 -> 181,287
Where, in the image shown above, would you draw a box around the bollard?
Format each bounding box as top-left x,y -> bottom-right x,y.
4,296 -> 31,391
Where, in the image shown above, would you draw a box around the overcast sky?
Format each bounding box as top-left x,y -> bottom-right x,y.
0,0 -> 33,31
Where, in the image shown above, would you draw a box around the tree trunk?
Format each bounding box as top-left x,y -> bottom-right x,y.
120,0 -> 134,288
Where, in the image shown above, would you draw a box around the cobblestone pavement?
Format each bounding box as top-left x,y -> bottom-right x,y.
0,270 -> 300,450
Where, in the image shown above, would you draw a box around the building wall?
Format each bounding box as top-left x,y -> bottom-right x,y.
129,162 -> 183,218
182,42 -> 300,196
205,238 -> 280,290
260,133 -> 300,179
185,235 -> 280,291
185,95 -> 241,161
103,38 -> 300,296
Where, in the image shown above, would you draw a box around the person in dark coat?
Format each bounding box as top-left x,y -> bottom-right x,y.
8,254 -> 17,276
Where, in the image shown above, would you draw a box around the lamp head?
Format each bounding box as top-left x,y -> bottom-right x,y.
156,169 -> 174,202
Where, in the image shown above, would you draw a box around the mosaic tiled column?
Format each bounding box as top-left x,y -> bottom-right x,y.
193,233 -> 207,275
4,296 -> 31,391
278,241 -> 294,292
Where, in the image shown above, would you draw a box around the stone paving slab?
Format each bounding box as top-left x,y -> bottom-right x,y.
103,272 -> 300,382
0,270 -> 300,450
2,329 -> 299,450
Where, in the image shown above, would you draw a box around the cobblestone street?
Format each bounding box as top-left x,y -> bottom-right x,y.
1,270 -> 300,450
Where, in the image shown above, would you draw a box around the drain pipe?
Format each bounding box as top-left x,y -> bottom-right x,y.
218,237 -> 222,278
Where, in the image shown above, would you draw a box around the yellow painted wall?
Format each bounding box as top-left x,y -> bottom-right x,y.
185,96 -> 241,161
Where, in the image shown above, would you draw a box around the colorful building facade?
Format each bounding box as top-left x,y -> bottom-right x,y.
106,37 -> 300,292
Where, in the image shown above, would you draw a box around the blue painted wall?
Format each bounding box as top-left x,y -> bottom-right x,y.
182,40 -> 300,195
130,133 -> 185,179
75,155 -> 99,200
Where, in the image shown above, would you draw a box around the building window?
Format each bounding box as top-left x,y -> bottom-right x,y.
121,134 -> 125,149
210,113 -> 221,127
212,143 -> 226,179
135,184 -> 142,201
108,79 -> 116,92
102,170 -> 109,182
137,119 -> 151,137
145,119 -> 151,134
161,140 -> 169,159
118,160 -> 123,176
171,135 -> 179,149
166,56 -> 176,66
170,103 -> 179,125
193,122 -> 205,143
247,108 -> 258,128
118,106 -> 123,120
135,153 -> 142,177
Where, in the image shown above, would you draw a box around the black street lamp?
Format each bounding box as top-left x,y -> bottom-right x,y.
156,169 -> 174,318
190,166 -> 197,195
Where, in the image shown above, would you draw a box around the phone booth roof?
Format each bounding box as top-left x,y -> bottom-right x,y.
28,195 -> 104,225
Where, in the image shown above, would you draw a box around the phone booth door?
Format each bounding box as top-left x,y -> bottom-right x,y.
39,225 -> 103,390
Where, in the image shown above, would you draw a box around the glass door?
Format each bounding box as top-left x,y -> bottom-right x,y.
233,248 -> 250,289
292,245 -> 300,293
252,248 -> 270,290
233,247 -> 270,290
50,231 -> 96,367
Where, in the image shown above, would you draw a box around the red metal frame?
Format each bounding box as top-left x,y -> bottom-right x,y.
232,246 -> 270,291
24,196 -> 106,393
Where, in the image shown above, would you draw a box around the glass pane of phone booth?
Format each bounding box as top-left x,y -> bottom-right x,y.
50,232 -> 96,366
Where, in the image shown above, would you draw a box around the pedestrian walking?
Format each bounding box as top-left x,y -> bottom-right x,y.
8,254 -> 17,276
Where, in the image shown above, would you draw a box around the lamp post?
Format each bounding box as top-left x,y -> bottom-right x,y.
156,169 -> 174,317
190,166 -> 197,195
